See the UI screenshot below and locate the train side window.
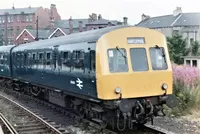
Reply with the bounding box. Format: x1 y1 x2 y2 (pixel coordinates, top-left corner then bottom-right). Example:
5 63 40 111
0 54 3 65
90 50 95 72
32 53 37 69
46 52 52 69
108 48 128 73
72 50 84 72
62 51 71 71
38 53 44 69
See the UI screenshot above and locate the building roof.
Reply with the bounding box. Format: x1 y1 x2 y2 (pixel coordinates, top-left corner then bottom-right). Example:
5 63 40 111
0 7 41 15
13 25 132 51
55 19 89 29
16 29 52 40
88 19 122 25
54 18 122 29
48 28 68 38
136 12 200 28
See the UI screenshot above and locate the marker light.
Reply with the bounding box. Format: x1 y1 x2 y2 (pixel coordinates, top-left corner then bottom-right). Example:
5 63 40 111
162 83 168 90
115 87 121 94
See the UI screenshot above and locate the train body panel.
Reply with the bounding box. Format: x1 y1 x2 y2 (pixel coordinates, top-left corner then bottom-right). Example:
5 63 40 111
96 27 172 99
12 39 98 98
0 45 15 78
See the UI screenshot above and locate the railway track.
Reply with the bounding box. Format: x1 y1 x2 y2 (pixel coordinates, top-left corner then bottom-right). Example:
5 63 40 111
0 87 176 134
0 113 18 134
0 93 66 134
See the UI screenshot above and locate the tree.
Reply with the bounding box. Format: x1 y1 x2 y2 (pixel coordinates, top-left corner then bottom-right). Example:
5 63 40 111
191 40 200 56
0 34 4 46
167 33 190 65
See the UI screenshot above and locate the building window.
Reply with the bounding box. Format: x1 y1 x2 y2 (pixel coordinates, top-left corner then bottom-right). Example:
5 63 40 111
29 15 32 22
26 15 29 22
26 25 33 29
16 26 20 35
17 15 20 22
2 17 4 23
186 60 190 66
190 38 194 43
192 60 197 67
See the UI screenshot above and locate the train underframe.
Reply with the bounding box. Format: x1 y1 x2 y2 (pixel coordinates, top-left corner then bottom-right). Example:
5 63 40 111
0 77 175 131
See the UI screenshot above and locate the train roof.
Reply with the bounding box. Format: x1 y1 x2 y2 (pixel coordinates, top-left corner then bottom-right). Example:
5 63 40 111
12 25 132 52
0 45 15 53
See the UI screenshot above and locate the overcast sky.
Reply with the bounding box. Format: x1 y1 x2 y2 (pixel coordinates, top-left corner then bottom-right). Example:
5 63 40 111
0 0 200 25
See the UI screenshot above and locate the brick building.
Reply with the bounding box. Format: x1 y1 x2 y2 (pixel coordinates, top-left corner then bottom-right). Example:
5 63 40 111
16 13 126 44
0 4 60 45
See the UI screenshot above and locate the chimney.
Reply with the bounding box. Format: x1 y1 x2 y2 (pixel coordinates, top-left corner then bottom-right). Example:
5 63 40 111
91 13 97 21
173 7 182 16
142 14 150 21
50 19 55 31
123 17 128 25
12 5 15 9
79 21 83 32
51 4 56 8
69 16 73 34
98 14 102 20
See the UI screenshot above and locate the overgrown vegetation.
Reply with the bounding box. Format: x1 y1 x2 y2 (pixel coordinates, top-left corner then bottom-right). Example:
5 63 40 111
164 65 200 116
167 33 190 64
164 33 200 116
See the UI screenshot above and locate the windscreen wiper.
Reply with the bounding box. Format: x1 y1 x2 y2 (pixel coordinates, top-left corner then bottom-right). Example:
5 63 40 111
155 45 166 63
116 46 127 59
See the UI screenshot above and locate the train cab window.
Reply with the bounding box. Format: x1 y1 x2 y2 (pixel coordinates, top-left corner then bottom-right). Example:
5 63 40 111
107 48 128 73
130 48 148 71
72 50 84 71
149 47 168 70
90 50 95 72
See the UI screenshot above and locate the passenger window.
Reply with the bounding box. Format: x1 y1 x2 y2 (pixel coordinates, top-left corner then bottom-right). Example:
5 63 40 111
24 53 28 67
62 51 71 71
0 54 3 65
38 53 44 63
32 53 37 69
72 50 84 72
90 50 95 72
46 52 52 69
107 48 128 73
130 48 148 71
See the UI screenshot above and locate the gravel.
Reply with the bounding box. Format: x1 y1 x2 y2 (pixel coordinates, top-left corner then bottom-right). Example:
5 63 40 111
147 116 200 134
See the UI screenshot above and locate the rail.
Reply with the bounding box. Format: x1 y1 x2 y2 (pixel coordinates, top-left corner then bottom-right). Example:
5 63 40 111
0 93 63 134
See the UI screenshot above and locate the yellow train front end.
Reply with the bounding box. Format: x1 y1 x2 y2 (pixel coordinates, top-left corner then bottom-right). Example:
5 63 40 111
95 26 178 130
96 26 172 100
